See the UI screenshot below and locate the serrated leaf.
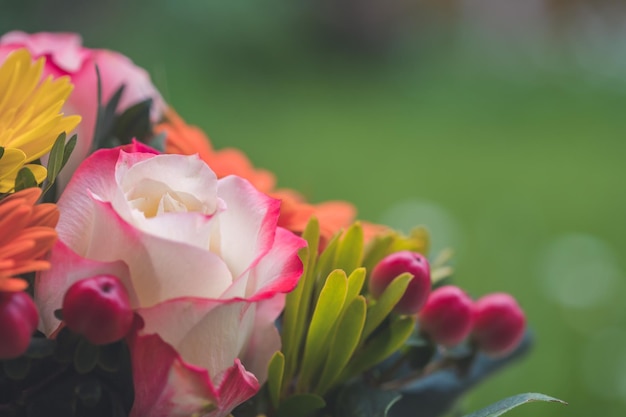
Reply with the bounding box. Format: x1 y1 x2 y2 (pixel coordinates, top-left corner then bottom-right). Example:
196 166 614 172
315 296 367 395
275 393 325 417
463 393 567 417
74 338 99 374
335 381 401 417
267 351 285 408
334 222 364 274
297 269 348 392
362 273 413 342
283 218 320 386
14 166 38 191
343 315 415 379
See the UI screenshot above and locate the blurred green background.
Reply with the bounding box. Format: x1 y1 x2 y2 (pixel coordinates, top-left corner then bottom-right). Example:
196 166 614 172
2 0 625 416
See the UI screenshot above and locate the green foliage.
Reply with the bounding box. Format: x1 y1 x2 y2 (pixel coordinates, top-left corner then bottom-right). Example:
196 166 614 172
267 352 285 408
274 394 326 417
14 166 38 191
334 382 401 417
276 219 425 413
41 132 77 198
462 393 567 417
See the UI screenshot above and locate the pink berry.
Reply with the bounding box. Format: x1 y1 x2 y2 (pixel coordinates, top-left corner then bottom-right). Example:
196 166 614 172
472 293 526 357
0 291 39 359
62 275 134 345
418 286 473 347
369 251 431 315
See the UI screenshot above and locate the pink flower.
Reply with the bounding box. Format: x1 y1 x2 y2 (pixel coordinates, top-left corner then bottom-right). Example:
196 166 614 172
36 143 305 417
0 31 166 189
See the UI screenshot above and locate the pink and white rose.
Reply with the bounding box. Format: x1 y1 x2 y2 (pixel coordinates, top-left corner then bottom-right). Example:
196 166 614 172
36 142 305 417
0 31 166 188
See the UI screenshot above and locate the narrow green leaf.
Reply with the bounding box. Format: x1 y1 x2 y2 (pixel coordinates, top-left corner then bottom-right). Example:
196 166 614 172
267 351 285 408
463 393 567 417
283 218 319 387
334 222 364 275
275 394 325 417
313 232 340 294
297 270 348 392
45 132 66 184
346 268 366 302
342 315 415 379
315 296 367 395
14 167 38 191
362 273 413 342
62 134 77 169
0 146 5 159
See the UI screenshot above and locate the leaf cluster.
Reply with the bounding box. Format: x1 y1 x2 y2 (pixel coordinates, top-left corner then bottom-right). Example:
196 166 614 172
0 327 133 417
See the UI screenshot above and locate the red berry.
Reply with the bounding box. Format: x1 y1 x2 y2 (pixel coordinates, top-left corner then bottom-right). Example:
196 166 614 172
62 275 134 345
0 291 39 359
369 251 431 315
472 293 526 357
418 286 473 347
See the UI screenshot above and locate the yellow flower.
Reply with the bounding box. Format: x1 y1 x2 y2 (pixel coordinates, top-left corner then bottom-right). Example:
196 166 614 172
0 49 81 193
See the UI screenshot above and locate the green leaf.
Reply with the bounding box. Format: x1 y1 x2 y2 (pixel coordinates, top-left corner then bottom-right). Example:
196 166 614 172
97 342 123 373
112 98 153 144
74 338 99 374
297 269 348 392
45 132 66 183
0 146 4 159
313 232 340 296
362 273 413 342
334 222 364 275
335 381 401 417
342 315 415 379
267 351 285 408
283 218 319 387
275 393 325 417
346 268 366 302
62 134 78 169
315 296 367 395
362 233 395 273
14 167 38 191
463 393 567 417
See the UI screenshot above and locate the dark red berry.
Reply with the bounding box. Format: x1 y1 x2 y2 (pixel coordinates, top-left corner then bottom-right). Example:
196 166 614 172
62 275 134 345
472 293 526 357
369 251 431 315
0 291 39 359
418 286 473 347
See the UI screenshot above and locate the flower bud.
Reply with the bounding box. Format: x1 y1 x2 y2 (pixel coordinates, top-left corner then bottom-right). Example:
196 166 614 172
62 275 134 345
369 251 431 315
0 291 39 359
418 285 473 347
472 293 525 357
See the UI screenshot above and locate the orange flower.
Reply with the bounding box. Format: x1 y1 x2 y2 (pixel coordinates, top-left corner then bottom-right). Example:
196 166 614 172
156 109 365 244
0 188 59 291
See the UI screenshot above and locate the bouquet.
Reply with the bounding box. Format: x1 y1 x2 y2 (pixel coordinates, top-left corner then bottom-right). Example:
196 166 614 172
0 32 565 417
